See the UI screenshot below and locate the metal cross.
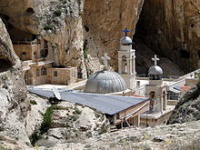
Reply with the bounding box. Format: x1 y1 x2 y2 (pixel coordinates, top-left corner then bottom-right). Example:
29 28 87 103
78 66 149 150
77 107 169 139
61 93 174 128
152 55 160 66
101 53 110 69
123 28 130 36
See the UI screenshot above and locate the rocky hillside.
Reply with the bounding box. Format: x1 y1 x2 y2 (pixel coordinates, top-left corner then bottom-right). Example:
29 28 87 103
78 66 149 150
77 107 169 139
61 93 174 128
168 81 200 124
34 120 200 150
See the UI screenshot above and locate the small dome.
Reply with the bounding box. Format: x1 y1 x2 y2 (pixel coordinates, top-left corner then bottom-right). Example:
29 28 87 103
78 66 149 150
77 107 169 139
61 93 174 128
84 70 127 94
149 65 163 75
120 36 132 45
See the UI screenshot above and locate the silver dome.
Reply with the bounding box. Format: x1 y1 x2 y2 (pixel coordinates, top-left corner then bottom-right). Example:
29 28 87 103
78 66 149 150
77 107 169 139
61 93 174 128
149 65 163 75
120 36 132 45
84 70 127 94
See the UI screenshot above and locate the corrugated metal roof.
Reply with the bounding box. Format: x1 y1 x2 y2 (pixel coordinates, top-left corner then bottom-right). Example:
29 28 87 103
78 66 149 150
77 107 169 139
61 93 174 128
28 88 149 115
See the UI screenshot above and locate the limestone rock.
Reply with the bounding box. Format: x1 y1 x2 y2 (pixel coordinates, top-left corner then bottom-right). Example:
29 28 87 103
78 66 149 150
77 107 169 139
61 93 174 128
0 18 30 144
35 120 200 150
135 0 200 72
83 0 145 70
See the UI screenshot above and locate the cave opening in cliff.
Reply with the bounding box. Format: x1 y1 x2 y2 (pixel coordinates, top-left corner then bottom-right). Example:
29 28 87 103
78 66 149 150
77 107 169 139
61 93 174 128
0 58 12 72
26 7 35 15
0 14 38 42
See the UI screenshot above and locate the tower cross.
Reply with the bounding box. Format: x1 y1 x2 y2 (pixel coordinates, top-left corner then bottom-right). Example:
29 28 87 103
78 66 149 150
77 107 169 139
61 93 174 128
101 53 110 69
123 28 130 36
152 55 160 66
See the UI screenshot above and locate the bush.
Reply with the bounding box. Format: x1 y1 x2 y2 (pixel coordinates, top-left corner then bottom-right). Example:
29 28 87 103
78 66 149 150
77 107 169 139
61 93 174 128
30 100 37 105
54 10 62 16
30 105 55 145
44 24 54 31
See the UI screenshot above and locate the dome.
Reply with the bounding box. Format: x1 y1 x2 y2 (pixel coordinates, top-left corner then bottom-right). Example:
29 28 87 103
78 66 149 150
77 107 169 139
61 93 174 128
84 70 127 94
120 36 132 45
149 65 163 75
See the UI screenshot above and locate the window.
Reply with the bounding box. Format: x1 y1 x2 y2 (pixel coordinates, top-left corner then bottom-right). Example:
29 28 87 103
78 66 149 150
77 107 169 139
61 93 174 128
21 52 27 61
122 55 127 74
53 71 58 77
41 67 47 76
24 71 32 85
36 69 40 76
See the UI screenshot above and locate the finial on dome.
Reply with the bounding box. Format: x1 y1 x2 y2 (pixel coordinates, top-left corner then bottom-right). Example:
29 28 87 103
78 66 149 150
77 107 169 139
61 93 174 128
101 53 110 70
152 55 160 66
123 28 130 36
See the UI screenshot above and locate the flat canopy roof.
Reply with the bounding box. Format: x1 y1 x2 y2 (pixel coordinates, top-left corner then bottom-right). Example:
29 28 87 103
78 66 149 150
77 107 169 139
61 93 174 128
28 88 149 115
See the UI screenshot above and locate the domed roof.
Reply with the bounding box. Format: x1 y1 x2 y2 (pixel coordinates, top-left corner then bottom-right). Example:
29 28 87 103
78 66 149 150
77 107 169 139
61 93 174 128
120 36 132 45
84 70 127 94
149 65 163 75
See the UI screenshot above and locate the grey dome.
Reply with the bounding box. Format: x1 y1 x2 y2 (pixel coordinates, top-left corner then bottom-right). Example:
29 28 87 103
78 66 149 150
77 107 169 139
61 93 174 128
120 36 132 45
149 65 163 75
84 70 127 94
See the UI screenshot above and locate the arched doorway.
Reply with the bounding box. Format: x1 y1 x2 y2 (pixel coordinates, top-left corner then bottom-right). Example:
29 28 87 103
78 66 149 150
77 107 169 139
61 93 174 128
24 71 32 85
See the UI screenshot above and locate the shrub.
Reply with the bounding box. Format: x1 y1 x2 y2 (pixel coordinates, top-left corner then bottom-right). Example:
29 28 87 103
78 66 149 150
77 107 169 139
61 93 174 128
44 24 54 31
54 10 62 16
30 100 37 105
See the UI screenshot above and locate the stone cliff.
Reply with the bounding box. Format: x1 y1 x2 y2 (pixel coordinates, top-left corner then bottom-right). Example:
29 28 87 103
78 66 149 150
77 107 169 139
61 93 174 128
0 0 145 74
0 18 30 145
135 0 200 73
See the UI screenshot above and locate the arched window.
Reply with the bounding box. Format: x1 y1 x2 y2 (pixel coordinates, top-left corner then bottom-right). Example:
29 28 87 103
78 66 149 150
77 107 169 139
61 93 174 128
20 52 27 61
149 91 156 112
122 56 127 74
163 91 167 110
41 67 47 76
34 51 37 60
36 68 40 76
24 71 32 85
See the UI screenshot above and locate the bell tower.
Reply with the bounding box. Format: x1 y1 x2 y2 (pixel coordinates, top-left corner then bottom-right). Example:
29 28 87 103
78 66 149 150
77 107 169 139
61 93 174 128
118 28 136 90
145 55 167 113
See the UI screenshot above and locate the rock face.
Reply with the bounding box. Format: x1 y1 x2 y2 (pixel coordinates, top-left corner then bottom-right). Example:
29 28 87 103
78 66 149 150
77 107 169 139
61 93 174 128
135 0 200 73
168 81 200 124
0 18 29 144
83 0 144 70
0 0 145 72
